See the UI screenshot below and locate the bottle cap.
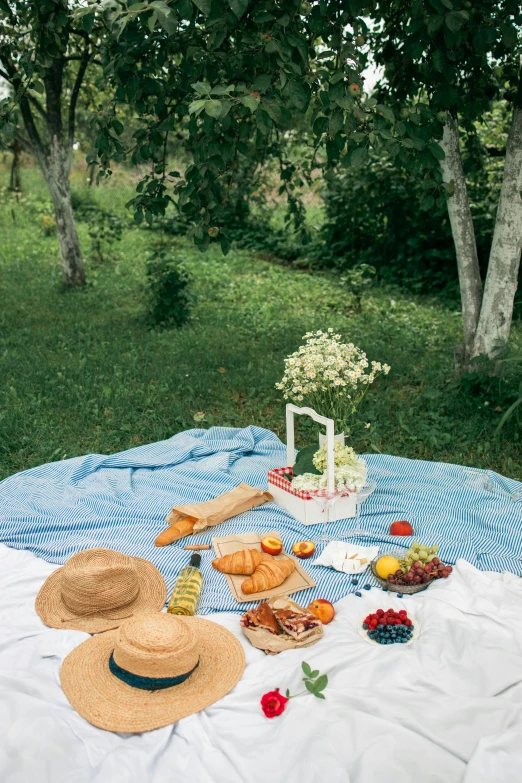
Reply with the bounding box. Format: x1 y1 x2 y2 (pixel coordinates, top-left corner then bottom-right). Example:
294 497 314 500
189 553 202 568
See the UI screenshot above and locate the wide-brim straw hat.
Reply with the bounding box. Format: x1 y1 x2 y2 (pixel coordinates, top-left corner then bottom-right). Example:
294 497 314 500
60 612 246 732
36 548 167 634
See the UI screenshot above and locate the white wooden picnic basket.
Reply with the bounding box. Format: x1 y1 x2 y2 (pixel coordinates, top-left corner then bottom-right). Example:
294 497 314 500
268 404 357 525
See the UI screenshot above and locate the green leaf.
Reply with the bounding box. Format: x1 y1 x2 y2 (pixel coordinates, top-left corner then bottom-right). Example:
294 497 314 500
309 670 319 679
315 692 326 700
292 444 321 477
501 24 518 50
428 141 445 161
302 661 312 677
82 10 96 33
304 680 317 694
329 110 344 138
255 109 272 135
211 84 235 95
351 146 369 167
241 95 259 113
376 104 394 123
156 9 178 35
285 688 291 698
445 12 464 32
252 74 271 93
192 81 211 95
313 674 328 692
420 195 435 211
220 235 231 255
188 99 206 115
228 0 248 19
192 0 211 14
427 15 444 36
205 100 224 118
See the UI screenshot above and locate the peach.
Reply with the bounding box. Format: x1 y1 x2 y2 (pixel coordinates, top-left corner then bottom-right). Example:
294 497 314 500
389 520 413 537
261 536 283 556
292 541 316 559
308 598 335 624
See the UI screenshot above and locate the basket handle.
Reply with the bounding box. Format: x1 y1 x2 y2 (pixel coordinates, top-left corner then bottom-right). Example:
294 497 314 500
286 404 335 493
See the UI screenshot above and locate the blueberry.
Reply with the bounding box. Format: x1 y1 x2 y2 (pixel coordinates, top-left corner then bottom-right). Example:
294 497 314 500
377 624 384 631
382 587 388 592
351 579 358 585
363 584 371 591
363 623 368 629
355 591 362 597
397 593 404 598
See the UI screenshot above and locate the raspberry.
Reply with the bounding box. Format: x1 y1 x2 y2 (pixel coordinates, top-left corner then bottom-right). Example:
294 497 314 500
376 609 384 617
404 618 412 627
399 610 407 619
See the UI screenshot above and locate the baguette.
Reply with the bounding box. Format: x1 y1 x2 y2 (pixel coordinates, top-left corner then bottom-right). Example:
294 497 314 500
155 517 195 547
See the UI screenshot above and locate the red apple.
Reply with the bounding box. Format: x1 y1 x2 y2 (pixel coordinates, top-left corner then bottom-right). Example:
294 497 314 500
308 599 335 624
261 536 283 556
292 541 315 559
389 520 413 537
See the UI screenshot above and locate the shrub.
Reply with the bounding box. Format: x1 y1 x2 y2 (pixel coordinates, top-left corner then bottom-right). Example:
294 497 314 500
145 249 195 328
313 146 503 296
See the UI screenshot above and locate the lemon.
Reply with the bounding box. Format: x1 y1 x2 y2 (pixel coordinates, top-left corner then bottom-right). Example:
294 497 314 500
376 555 402 580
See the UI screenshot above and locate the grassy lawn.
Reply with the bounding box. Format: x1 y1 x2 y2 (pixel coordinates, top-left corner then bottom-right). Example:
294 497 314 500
0 163 521 481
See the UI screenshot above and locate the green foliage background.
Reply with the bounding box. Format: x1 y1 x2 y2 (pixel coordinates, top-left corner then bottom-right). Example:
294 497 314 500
0 163 521 481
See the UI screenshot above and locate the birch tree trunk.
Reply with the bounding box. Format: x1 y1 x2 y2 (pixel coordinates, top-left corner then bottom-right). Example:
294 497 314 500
439 116 483 367
471 106 522 359
42 136 85 287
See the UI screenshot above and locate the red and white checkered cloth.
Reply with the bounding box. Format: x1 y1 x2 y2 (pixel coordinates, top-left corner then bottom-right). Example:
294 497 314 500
268 466 313 500
268 467 354 501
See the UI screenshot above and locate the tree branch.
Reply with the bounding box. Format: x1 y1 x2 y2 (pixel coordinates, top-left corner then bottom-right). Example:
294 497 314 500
68 48 91 146
27 94 49 123
0 66 12 83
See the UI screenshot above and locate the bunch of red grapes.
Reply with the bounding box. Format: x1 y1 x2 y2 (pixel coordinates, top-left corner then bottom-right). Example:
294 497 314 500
388 557 453 586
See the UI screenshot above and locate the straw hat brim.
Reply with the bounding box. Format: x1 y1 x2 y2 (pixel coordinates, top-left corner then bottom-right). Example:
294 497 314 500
35 557 167 634
60 617 246 733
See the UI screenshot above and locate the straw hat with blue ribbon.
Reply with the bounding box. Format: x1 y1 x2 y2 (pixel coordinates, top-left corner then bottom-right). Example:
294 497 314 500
35 548 167 634
60 611 246 732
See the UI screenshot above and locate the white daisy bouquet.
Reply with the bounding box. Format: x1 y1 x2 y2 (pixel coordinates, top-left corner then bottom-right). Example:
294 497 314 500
291 440 368 493
275 329 390 434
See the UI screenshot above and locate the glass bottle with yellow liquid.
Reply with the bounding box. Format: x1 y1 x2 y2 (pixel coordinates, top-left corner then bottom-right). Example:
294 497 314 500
167 553 203 616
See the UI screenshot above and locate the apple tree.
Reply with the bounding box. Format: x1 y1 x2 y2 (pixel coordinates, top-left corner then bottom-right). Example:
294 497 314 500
370 0 522 368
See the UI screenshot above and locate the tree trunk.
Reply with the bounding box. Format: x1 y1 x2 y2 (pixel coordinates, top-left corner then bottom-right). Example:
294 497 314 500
440 116 483 367
42 138 85 287
471 106 522 359
9 138 22 192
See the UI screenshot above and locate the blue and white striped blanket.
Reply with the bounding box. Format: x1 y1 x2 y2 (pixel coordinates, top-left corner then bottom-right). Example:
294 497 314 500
0 426 521 613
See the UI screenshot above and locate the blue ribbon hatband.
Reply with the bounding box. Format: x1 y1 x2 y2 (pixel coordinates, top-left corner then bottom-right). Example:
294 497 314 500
109 652 199 691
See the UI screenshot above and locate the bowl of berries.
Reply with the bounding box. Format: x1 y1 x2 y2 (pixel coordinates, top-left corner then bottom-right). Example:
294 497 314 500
371 541 453 594
359 608 419 646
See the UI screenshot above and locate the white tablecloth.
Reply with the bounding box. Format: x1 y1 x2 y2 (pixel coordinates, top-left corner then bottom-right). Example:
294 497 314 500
0 544 521 783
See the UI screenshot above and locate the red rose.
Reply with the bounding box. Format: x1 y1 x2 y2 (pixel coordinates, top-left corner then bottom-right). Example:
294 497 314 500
260 688 289 718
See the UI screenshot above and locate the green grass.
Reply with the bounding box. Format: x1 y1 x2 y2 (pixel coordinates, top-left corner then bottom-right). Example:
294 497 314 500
0 163 521 481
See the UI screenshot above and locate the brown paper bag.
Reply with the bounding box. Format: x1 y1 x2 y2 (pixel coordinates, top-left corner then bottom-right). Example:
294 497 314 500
211 530 315 603
241 595 324 655
166 483 273 533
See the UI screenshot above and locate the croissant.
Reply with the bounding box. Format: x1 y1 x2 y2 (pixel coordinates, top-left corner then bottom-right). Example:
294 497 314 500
241 557 295 595
212 548 270 575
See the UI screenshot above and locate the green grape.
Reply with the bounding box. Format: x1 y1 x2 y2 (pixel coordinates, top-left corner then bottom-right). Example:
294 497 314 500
419 549 428 560
412 541 421 550
426 554 435 562
430 545 439 554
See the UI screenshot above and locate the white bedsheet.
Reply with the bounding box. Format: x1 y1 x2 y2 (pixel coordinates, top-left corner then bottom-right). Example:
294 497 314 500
0 543 521 783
